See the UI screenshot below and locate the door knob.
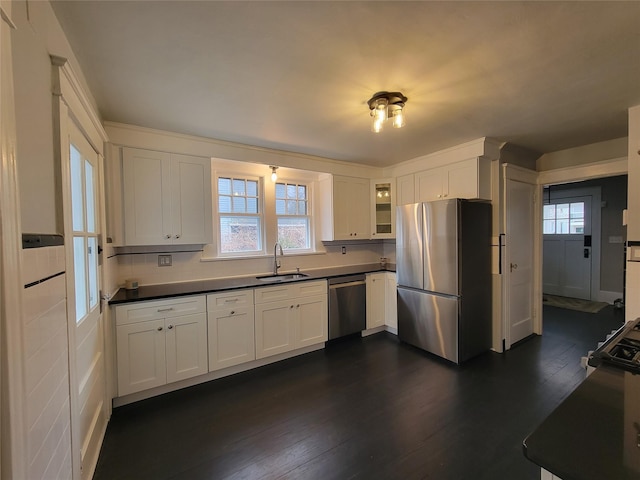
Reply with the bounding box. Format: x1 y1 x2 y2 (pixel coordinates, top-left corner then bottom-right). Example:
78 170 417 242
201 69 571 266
510 263 518 272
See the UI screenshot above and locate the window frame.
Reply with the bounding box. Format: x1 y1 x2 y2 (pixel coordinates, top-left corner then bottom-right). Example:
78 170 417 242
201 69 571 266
274 178 313 253
214 173 265 257
543 201 585 235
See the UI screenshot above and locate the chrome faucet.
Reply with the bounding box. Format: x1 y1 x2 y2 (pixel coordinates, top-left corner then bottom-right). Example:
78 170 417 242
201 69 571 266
273 242 284 275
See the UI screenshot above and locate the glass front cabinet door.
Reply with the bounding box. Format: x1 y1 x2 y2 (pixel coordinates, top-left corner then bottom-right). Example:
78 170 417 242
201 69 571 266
371 179 395 239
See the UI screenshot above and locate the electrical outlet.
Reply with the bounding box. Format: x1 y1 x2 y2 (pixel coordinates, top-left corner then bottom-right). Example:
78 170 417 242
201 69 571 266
158 254 172 266
341 246 346 254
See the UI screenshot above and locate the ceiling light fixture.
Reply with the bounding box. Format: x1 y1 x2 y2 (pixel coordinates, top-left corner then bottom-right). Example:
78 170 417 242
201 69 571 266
367 91 407 133
270 166 278 182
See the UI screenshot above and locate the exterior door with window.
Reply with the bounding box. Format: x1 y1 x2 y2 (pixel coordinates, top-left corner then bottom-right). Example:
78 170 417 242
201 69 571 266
543 196 592 300
68 123 107 479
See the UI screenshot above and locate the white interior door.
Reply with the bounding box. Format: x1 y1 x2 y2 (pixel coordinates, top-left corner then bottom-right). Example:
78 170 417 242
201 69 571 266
543 196 592 300
504 177 536 347
67 123 107 480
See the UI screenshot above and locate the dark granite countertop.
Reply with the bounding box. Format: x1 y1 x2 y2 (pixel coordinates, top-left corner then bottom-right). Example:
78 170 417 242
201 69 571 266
523 365 640 479
109 263 395 305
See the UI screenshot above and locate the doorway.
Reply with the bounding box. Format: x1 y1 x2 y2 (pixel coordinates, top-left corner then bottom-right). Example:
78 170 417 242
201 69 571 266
542 176 627 310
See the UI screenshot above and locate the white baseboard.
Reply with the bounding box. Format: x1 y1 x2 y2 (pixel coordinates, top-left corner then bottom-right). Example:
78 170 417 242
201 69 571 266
598 290 622 304
361 325 385 337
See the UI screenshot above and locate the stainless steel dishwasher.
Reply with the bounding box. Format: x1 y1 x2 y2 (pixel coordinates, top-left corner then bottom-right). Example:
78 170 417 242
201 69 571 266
328 274 367 340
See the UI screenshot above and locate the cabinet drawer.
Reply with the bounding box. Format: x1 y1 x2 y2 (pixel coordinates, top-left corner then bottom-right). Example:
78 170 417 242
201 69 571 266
115 295 206 325
207 289 254 311
254 280 327 304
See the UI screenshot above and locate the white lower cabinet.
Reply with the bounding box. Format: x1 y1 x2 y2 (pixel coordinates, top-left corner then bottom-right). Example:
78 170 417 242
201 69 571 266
207 289 256 371
254 280 328 360
366 273 386 329
115 295 208 396
366 272 398 331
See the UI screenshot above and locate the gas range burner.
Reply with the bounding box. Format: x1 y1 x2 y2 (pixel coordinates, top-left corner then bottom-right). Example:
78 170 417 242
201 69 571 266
589 318 640 374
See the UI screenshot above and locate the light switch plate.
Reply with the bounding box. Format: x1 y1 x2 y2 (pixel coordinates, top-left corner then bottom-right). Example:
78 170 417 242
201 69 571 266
158 254 172 266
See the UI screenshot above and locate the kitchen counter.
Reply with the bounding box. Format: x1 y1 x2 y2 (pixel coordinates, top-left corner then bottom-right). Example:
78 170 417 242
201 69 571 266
523 365 640 479
109 263 395 305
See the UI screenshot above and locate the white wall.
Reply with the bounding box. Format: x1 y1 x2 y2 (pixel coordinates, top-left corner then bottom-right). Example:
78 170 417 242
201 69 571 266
10 1 99 478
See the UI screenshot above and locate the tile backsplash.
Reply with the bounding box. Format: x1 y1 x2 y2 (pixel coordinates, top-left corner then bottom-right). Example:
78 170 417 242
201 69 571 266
114 242 394 287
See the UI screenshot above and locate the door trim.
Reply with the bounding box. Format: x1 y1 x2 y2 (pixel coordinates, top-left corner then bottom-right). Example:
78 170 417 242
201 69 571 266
502 164 541 351
53 56 109 480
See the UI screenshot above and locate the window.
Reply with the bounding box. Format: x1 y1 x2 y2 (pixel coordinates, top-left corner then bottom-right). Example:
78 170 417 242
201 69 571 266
217 176 262 254
70 142 99 323
543 202 585 234
275 182 310 250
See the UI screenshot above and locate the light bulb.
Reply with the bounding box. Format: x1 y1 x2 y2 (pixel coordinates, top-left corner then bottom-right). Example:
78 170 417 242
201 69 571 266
270 167 278 182
392 107 405 128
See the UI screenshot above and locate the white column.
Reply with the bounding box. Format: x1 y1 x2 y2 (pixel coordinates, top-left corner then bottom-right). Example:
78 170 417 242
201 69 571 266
626 105 640 322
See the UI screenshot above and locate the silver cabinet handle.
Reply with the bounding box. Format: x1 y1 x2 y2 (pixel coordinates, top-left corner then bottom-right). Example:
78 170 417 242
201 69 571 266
157 326 163 331
165 234 171 239
157 307 174 312
167 325 173 330
175 234 181 239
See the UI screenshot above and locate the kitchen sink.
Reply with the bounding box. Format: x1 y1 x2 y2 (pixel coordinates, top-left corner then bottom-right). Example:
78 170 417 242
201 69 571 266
256 273 309 282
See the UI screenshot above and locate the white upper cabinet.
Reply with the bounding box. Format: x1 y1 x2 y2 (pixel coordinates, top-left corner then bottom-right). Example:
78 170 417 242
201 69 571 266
320 175 370 241
370 179 396 239
414 157 491 203
396 173 416 206
123 147 213 245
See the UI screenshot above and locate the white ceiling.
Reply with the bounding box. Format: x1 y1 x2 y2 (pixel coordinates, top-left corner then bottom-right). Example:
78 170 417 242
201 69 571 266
51 1 640 168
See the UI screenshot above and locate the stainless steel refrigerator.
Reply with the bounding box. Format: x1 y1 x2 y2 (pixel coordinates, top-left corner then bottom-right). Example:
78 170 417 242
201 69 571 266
396 199 492 364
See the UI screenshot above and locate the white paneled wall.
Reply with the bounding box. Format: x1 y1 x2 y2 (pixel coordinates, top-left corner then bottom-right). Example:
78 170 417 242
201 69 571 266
21 245 72 479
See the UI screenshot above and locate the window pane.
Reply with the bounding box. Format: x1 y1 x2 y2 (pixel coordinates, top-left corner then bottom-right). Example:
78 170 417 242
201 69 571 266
275 183 285 198
570 219 584 234
88 237 98 309
543 220 555 234
220 217 261 253
298 185 306 199
276 199 285 215
570 202 584 218
232 179 245 195
298 200 307 215
556 219 569 234
286 200 297 215
74 236 87 322
287 184 297 199
543 205 555 220
232 196 246 213
246 180 258 197
218 177 231 195
219 196 231 213
247 197 258 214
556 204 570 219
85 160 96 233
277 217 309 250
70 145 84 231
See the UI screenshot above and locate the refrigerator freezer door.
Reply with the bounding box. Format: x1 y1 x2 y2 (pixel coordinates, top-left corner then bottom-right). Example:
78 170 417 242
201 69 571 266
397 287 459 363
396 203 424 290
423 200 459 296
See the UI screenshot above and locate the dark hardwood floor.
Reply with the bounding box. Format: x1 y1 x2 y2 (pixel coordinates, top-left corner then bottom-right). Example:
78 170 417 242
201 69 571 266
94 305 625 480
